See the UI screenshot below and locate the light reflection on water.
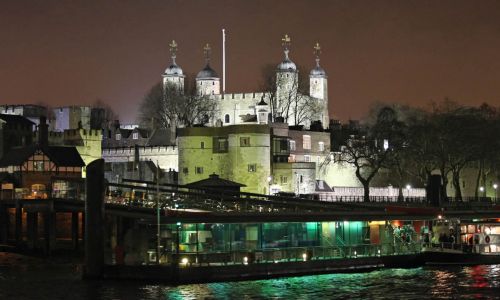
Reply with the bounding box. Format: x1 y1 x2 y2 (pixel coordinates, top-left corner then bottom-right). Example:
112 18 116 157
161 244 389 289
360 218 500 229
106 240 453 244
1 261 499 299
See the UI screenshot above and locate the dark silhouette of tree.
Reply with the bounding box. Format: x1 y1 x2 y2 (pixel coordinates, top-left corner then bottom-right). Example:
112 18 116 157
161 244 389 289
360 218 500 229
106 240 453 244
259 64 321 126
138 81 216 129
334 106 404 202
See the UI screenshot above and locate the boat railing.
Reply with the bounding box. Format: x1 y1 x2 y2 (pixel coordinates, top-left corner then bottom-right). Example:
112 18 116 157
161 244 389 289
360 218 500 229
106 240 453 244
424 242 500 254
140 242 423 266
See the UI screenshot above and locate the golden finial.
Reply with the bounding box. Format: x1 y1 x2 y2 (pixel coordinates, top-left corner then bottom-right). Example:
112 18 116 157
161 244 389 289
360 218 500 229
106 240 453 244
169 40 178 56
203 43 211 60
314 42 321 56
281 34 291 48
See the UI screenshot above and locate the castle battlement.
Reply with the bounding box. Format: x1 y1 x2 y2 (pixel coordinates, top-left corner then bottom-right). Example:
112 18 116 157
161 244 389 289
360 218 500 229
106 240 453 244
220 92 266 100
102 145 177 156
64 128 102 138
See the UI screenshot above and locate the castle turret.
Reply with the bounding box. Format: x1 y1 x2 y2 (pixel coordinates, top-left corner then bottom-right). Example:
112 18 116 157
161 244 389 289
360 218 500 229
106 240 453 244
162 40 185 93
309 42 329 127
196 43 220 96
275 34 299 125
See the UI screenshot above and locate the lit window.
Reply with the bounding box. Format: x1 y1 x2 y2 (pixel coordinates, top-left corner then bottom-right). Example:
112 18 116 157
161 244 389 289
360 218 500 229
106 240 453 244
304 155 311 162
195 167 203 174
290 140 296 151
115 133 121 141
383 139 389 150
248 164 256 172
132 132 139 140
303 135 311 150
34 161 44 171
318 141 324 152
288 154 296 162
240 137 250 147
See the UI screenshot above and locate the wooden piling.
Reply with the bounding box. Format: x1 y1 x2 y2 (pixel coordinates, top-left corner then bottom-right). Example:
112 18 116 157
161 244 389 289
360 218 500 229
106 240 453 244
84 159 105 279
71 212 79 251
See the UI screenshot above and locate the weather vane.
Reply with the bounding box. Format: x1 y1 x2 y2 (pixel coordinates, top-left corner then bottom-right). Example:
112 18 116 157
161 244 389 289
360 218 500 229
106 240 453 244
281 34 291 49
168 40 177 65
203 43 211 63
281 34 291 59
314 42 321 57
169 40 178 59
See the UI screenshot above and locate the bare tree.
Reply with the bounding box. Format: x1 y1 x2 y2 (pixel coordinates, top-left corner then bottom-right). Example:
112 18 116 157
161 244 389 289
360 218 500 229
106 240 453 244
138 81 216 129
259 64 321 126
92 99 118 129
323 106 403 202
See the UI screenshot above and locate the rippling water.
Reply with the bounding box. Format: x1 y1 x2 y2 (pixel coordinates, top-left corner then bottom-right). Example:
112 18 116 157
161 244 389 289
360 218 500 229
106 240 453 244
1 254 499 299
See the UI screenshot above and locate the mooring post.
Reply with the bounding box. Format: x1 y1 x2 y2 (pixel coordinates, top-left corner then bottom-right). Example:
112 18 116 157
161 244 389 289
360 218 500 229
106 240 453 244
15 200 22 247
84 159 105 279
43 200 56 255
27 212 38 250
71 211 79 251
0 204 8 243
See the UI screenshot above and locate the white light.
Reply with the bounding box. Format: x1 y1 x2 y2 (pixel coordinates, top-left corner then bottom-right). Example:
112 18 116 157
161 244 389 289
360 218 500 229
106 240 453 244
176 222 181 226
437 215 442 220
480 186 485 192
181 257 189 264
243 256 248 264
267 176 272 183
377 249 381 256
354 251 357 257
406 184 411 190
493 184 498 190
302 253 307 261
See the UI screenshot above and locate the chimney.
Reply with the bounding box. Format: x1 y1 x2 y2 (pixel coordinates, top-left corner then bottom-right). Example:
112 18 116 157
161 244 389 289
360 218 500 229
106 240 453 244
38 116 48 147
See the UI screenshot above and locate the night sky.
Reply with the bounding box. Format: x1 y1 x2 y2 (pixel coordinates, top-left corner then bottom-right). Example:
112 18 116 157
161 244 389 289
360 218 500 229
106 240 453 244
2 0 500 123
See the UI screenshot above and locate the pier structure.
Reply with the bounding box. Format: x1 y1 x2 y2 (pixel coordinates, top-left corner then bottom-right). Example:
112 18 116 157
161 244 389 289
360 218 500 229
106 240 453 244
1 174 499 282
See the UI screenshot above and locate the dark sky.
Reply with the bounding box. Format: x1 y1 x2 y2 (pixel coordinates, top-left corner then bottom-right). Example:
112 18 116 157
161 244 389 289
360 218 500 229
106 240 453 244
2 0 500 123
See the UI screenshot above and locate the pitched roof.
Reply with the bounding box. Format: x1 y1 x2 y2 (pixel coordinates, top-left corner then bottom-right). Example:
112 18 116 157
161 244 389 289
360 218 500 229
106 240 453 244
0 145 84 167
185 173 246 188
0 114 35 125
0 145 36 167
147 128 175 146
117 128 132 138
45 146 85 167
315 180 334 192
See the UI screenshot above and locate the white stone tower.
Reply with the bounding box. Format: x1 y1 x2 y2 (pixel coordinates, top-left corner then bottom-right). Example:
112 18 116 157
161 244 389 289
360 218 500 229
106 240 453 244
162 40 185 93
275 34 299 125
196 43 220 96
256 98 270 124
309 42 329 127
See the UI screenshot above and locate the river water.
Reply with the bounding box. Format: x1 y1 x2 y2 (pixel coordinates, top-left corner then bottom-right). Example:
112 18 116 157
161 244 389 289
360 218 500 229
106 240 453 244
0 253 499 299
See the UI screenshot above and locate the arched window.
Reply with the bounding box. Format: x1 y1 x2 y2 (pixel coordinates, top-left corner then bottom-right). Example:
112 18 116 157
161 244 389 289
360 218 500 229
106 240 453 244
224 114 230 123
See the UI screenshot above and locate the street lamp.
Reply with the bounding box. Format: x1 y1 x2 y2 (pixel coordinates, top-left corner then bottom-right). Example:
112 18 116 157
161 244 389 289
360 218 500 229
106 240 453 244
405 184 411 199
267 176 273 196
479 186 485 197
493 183 498 201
